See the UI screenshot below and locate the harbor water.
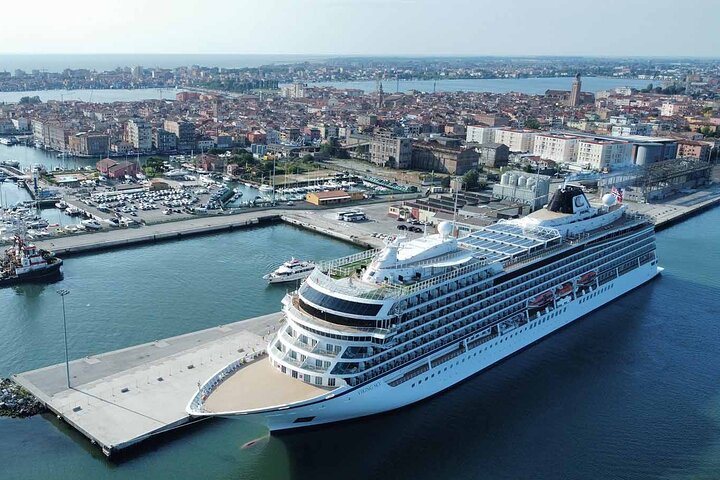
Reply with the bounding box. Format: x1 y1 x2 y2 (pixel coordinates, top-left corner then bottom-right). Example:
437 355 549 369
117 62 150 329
0 143 98 171
311 76 651 94
1 208 719 479
0 88 178 104
0 77 651 105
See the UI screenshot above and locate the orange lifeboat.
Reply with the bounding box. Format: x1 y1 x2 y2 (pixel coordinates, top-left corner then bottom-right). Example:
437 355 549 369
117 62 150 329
555 282 573 298
528 290 554 309
578 271 597 286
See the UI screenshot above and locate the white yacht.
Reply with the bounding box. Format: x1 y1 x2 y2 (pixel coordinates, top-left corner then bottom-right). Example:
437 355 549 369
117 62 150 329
263 258 316 284
188 185 661 431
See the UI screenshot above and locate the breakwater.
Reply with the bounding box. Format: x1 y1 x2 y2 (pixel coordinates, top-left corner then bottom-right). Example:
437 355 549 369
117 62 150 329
0 378 45 417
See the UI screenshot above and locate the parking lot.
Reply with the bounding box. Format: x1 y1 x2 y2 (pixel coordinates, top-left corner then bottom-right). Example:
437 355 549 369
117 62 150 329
286 202 436 248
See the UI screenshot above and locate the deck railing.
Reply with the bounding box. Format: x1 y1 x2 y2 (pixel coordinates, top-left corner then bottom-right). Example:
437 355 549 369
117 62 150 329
187 350 268 413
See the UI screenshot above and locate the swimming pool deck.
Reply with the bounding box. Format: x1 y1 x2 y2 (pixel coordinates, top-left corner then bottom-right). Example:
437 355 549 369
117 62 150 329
12 312 282 458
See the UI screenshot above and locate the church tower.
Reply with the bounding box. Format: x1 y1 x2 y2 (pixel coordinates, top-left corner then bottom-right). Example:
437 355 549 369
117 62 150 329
377 80 384 110
569 73 582 107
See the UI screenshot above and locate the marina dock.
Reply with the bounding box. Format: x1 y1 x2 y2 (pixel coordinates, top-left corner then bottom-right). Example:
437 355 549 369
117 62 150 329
13 312 282 458
31 206 388 256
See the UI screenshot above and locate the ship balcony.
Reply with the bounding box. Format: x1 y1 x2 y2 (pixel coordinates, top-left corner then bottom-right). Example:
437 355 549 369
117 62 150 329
272 341 333 375
277 332 337 364
283 332 317 355
310 343 338 357
299 359 330 374
341 345 378 360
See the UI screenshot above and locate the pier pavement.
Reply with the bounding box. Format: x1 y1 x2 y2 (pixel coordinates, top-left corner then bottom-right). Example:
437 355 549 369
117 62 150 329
13 312 282 457
624 183 720 230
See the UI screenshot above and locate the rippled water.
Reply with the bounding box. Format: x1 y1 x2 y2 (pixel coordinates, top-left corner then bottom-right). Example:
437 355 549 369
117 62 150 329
1 209 719 480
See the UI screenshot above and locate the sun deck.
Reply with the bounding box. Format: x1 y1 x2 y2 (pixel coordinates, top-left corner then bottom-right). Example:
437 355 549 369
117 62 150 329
202 357 332 413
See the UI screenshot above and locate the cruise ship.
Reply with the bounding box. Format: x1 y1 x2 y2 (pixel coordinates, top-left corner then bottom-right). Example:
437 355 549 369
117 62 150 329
188 185 661 430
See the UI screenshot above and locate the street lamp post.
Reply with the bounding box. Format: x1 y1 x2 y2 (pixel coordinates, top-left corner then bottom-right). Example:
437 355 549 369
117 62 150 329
56 289 71 388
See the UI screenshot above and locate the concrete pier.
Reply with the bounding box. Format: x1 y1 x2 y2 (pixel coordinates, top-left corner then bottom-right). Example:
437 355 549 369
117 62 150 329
35 212 284 256
13 312 282 457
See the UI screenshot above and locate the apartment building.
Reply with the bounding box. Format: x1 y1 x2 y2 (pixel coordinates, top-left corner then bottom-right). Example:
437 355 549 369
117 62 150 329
164 120 196 152
494 128 538 152
532 133 580 163
466 125 499 144
576 139 633 170
369 130 413 169
411 141 479 175
126 118 152 152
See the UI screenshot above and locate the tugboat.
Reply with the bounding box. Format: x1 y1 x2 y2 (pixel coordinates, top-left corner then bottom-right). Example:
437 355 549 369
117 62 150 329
263 258 316 284
0 234 63 287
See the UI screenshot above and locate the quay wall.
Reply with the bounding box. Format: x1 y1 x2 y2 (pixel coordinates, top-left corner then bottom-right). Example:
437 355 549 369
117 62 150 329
280 215 376 249
43 215 281 257
652 195 720 232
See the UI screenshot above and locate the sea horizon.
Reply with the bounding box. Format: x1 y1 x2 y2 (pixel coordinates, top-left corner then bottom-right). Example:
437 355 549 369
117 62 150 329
1 53 718 73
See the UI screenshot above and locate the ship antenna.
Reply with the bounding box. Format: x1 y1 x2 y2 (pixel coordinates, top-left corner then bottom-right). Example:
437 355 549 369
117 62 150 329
452 176 460 236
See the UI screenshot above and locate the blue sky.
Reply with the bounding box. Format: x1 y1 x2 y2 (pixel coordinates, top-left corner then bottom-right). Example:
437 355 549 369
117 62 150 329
2 0 718 57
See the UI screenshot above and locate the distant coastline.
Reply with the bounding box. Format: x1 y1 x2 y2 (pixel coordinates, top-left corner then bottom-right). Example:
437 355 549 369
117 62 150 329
0 76 653 103
0 54 329 73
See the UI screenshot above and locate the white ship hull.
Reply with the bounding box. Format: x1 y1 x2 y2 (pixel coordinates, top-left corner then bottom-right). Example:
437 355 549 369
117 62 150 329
219 262 662 431
265 270 313 284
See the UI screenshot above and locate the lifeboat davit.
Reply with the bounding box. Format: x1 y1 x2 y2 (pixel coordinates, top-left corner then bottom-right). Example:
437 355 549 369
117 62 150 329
556 282 573 298
578 271 597 286
528 290 554 309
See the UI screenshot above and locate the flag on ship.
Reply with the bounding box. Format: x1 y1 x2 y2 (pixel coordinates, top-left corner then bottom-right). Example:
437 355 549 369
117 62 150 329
611 186 623 203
